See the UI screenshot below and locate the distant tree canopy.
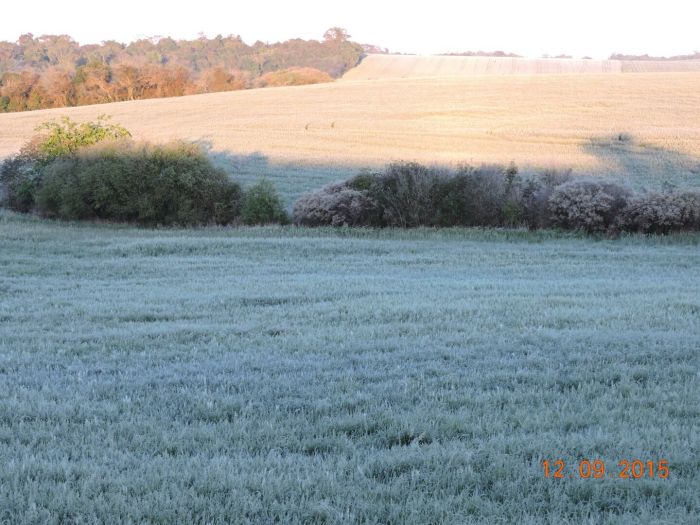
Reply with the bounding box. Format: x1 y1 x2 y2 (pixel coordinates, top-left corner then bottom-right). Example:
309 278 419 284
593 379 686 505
0 30 364 112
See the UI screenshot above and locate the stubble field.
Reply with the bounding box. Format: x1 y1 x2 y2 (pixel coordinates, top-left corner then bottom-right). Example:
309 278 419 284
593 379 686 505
2 58 700 205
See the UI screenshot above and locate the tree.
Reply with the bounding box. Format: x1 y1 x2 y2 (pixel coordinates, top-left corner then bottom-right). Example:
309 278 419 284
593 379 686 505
74 60 113 104
39 67 75 107
323 27 350 43
0 31 365 112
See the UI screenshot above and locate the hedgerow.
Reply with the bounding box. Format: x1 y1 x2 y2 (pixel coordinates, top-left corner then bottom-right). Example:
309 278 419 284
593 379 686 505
293 162 700 234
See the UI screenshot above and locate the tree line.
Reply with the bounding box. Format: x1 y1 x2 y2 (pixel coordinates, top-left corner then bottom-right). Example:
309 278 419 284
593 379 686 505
0 28 364 112
609 52 700 61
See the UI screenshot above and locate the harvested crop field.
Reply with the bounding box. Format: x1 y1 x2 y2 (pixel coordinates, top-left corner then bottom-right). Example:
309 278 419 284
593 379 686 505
342 54 624 78
342 54 700 79
1 65 700 205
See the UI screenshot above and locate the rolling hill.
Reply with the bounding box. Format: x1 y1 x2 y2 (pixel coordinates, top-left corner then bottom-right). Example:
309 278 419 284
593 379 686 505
342 54 700 80
1 55 700 203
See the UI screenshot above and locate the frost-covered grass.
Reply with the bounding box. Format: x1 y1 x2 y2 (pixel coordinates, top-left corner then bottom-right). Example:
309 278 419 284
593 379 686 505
0 211 699 524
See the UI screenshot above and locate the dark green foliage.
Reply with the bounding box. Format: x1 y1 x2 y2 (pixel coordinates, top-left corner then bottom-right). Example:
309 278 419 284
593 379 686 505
0 152 41 212
35 141 242 225
241 180 289 225
431 165 520 227
346 172 377 192
369 162 442 227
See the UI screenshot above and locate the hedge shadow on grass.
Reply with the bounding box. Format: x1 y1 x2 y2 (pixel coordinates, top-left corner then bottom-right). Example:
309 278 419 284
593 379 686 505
582 134 700 189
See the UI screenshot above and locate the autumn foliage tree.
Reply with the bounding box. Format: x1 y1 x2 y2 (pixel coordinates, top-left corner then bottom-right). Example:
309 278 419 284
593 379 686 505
0 29 364 112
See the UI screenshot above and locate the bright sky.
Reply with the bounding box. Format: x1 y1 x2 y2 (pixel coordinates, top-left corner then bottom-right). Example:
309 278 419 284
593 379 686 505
1 0 699 58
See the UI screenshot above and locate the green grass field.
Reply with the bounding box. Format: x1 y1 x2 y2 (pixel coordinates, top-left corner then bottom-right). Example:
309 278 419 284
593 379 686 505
1 210 698 523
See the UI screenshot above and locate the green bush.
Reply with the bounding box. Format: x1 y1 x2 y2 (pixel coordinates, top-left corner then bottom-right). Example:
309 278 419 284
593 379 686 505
431 164 522 227
368 162 441 227
241 180 289 225
0 151 42 212
33 116 131 161
1 116 131 212
36 140 242 225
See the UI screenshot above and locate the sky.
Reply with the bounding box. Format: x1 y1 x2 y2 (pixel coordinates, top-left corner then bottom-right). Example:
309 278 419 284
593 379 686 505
1 0 699 59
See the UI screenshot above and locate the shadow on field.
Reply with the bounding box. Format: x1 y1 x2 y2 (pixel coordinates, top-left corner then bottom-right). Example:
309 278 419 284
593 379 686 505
195 140 365 207
195 135 700 209
582 134 700 188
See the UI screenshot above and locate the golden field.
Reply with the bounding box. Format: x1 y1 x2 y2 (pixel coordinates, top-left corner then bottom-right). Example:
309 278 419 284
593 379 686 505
1 55 699 198
343 54 700 79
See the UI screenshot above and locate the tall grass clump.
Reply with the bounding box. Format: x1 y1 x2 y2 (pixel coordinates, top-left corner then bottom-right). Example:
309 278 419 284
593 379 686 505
36 140 242 225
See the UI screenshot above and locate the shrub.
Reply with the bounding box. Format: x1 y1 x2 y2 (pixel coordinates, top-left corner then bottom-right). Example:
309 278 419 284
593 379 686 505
33 116 131 161
367 162 442 227
35 140 242 225
293 181 380 227
241 180 289 225
548 180 631 233
520 169 573 229
431 164 523 227
258 67 333 87
0 149 42 212
294 163 528 228
1 116 131 212
619 190 700 233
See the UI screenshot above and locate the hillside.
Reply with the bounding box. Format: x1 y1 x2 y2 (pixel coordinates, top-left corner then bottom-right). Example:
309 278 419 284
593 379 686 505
2 65 700 203
343 54 621 78
343 54 700 79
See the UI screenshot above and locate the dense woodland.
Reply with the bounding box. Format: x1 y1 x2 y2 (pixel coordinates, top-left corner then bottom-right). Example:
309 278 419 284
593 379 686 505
0 28 364 112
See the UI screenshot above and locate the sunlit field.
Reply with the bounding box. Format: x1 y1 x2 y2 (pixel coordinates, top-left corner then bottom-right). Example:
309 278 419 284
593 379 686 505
2 58 700 206
0 212 699 523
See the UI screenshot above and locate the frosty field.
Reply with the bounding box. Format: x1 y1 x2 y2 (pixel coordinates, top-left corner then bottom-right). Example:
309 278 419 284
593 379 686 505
1 211 698 523
1 52 700 523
